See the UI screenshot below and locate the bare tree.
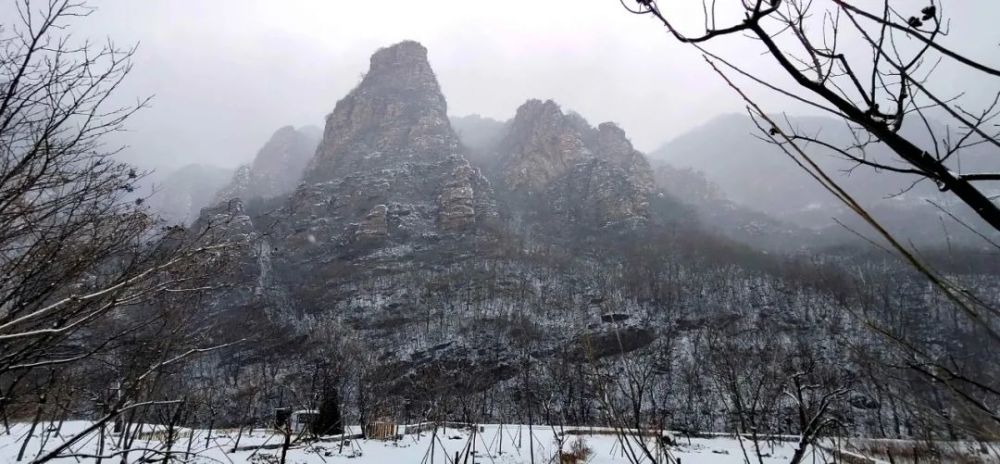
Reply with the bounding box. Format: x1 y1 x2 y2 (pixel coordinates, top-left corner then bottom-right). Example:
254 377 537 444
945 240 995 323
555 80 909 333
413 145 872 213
782 351 849 464
620 0 1000 443
0 2 241 461
622 0 1000 231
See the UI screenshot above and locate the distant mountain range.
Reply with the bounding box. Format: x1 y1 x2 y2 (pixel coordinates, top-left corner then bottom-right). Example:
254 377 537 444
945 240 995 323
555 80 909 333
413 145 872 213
140 125 321 225
144 84 1000 250
650 113 1000 247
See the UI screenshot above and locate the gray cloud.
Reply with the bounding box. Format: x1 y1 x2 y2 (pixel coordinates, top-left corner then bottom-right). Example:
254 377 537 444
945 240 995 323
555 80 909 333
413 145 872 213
4 0 996 172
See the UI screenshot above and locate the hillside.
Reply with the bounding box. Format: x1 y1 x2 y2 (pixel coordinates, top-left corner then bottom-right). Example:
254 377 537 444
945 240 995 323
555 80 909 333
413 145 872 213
171 42 1000 439
651 113 1000 247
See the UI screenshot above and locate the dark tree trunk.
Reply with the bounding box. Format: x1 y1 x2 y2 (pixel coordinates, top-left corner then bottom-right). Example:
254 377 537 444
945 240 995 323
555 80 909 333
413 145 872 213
312 382 343 436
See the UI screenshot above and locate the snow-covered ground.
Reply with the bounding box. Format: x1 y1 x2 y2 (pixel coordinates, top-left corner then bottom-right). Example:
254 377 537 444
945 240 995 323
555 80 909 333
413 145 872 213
1 421 823 463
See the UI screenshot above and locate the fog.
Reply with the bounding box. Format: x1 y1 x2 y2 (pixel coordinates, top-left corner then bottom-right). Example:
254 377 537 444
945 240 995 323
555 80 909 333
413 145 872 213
6 0 998 172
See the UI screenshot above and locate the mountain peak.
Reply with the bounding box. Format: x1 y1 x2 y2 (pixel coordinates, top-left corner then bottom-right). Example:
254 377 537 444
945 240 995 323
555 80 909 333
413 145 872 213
516 99 562 117
494 99 654 226
276 42 494 239
304 40 454 183
368 40 431 77
214 126 320 203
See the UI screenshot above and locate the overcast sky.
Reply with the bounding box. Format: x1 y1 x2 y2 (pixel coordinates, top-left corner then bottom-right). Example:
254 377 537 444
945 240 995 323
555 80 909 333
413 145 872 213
4 1 998 172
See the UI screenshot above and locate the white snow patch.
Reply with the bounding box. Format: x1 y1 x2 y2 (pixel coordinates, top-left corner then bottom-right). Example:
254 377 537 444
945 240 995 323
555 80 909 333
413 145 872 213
0 422 831 464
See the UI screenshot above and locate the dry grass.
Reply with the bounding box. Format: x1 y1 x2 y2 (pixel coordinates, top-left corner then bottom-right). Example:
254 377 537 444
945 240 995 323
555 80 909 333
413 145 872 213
558 437 593 464
136 429 192 441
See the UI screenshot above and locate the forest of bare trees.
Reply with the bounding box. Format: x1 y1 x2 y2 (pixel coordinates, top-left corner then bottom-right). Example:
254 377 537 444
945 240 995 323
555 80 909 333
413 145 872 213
620 0 1000 459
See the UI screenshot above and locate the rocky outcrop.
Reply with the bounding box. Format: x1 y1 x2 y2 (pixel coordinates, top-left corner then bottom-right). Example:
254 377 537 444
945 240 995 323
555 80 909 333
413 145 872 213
305 41 456 182
191 42 500 329
215 125 321 203
356 204 389 238
438 157 481 231
494 99 653 226
191 198 256 239
497 100 589 190
596 122 654 194
294 40 494 240
186 41 681 406
548 157 650 226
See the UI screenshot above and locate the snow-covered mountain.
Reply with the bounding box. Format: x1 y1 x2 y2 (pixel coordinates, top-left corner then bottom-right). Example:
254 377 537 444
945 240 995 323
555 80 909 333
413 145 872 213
173 41 998 436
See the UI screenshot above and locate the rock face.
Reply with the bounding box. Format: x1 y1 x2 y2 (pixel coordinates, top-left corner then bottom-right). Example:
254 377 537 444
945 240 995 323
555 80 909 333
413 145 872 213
438 158 481 230
191 41 692 408
494 99 653 226
215 125 321 203
306 41 455 182
197 41 499 319
356 204 388 238
293 40 494 242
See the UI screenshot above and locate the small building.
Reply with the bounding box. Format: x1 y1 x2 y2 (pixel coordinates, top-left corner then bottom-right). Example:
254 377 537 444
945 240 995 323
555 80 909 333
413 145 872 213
290 410 319 434
363 418 398 440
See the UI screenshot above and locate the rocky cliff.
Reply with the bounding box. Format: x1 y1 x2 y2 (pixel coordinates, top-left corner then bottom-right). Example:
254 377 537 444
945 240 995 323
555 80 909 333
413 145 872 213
191 42 678 402
494 99 654 227
294 41 495 240
215 125 321 203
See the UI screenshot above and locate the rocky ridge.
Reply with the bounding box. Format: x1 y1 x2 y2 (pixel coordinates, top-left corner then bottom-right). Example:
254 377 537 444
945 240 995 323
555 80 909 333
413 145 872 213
493 99 654 227
215 125 321 203
190 40 805 406
190 41 681 400
168 41 1000 435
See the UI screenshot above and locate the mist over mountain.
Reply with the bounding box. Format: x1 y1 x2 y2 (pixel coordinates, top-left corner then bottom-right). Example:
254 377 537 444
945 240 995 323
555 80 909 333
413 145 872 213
144 163 234 225
7 0 1000 459
189 42 723 401
164 43 997 435
651 113 1000 247
449 103 809 251
450 114 505 165
216 125 322 203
